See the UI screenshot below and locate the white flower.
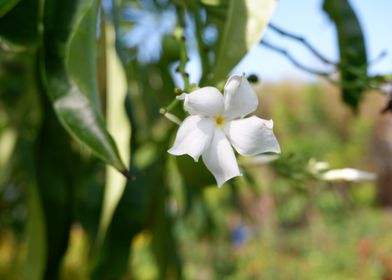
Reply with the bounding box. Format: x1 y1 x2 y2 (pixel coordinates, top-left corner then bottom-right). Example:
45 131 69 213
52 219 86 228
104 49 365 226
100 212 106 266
321 168 377 182
168 74 281 187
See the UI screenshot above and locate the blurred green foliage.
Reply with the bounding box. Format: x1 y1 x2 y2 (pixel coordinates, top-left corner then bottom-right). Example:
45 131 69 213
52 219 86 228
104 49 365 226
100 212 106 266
0 0 391 279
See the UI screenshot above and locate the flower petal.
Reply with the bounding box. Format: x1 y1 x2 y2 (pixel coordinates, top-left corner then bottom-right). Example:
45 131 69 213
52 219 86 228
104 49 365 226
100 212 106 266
202 128 241 187
168 116 214 161
224 116 281 156
177 87 224 117
223 74 259 119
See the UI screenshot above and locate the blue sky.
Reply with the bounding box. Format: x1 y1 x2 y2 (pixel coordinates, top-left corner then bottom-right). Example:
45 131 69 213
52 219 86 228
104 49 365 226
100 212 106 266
234 0 392 82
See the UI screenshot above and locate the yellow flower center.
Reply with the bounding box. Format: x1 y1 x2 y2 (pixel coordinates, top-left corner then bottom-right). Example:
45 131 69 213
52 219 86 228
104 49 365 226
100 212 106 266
215 116 225 126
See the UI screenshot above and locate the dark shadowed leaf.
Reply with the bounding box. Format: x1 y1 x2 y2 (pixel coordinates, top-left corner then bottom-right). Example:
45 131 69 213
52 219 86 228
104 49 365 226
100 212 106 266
21 182 46 280
0 0 21 17
34 91 76 280
323 0 368 110
0 0 38 47
91 164 147 279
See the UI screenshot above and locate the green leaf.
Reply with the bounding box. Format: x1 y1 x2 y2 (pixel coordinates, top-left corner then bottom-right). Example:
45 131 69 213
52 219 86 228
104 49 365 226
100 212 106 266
150 190 182 279
0 0 21 17
42 0 126 171
0 0 39 47
210 0 276 83
34 93 76 279
323 0 368 110
91 165 147 279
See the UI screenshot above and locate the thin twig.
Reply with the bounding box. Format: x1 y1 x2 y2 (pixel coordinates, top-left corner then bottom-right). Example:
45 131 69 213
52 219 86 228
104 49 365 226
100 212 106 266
261 40 333 77
269 23 336 65
369 50 388 66
160 96 181 115
265 25 391 92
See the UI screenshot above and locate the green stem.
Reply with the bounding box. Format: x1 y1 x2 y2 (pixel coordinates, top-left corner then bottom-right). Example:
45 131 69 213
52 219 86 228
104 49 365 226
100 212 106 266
176 5 190 91
160 4 197 118
160 98 180 115
179 37 190 90
192 4 209 85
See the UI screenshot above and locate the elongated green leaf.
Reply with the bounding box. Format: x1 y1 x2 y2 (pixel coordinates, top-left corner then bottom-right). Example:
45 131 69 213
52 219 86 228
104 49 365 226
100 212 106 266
42 0 126 171
211 0 276 83
323 0 368 110
0 0 38 46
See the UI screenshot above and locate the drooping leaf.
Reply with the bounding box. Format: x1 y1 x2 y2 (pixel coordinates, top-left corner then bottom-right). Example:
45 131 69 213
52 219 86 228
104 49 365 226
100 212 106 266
323 0 368 110
210 0 276 83
42 0 127 172
0 0 39 47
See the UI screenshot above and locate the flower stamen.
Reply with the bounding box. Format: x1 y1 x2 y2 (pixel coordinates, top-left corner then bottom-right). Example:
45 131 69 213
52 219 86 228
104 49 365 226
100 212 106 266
215 116 225 126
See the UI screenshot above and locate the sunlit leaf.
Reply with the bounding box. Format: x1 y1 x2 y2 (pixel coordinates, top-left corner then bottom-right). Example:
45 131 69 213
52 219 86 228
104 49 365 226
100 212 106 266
42 0 126 171
211 0 276 83
323 0 368 110
98 22 131 245
0 128 16 171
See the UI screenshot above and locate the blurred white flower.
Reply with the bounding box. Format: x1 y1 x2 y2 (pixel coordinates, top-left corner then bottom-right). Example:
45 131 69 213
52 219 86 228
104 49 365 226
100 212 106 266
122 0 176 63
307 159 330 174
168 75 281 187
322 168 377 182
380 82 392 96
